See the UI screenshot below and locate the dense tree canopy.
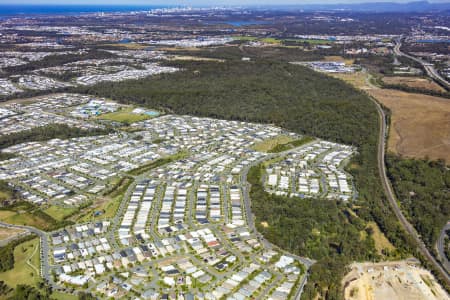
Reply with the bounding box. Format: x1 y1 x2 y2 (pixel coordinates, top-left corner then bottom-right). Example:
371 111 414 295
387 156 450 248
0 124 111 150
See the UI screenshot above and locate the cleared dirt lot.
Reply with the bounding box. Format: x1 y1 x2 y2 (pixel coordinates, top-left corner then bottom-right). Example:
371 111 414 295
343 261 449 300
382 76 446 93
333 72 450 162
0 227 25 241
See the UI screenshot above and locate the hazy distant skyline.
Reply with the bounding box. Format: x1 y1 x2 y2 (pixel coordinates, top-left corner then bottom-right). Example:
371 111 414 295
1 0 450 5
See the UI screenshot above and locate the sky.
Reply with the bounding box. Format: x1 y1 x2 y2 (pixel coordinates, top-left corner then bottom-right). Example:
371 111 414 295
0 0 449 5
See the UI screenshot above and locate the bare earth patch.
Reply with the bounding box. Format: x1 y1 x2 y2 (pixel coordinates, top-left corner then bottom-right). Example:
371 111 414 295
343 261 449 300
0 227 25 242
382 76 446 93
369 89 450 162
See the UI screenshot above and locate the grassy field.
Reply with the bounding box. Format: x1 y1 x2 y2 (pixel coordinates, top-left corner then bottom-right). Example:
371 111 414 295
252 135 295 152
100 195 122 219
381 76 446 93
0 210 51 230
0 210 15 219
233 36 258 41
101 43 149 50
369 88 450 162
0 190 13 202
331 71 450 162
77 176 133 222
260 37 281 44
0 238 40 288
267 137 315 153
296 38 333 44
330 72 368 90
44 206 77 222
233 36 281 44
128 151 189 176
324 56 355 66
78 195 121 223
51 291 79 300
106 176 134 199
366 221 396 256
98 107 152 124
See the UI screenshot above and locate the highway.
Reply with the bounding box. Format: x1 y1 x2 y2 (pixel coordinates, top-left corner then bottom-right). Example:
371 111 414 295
370 95 450 285
393 38 450 90
436 222 450 273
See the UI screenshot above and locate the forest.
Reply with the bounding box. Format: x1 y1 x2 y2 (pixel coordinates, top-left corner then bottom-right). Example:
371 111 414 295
0 235 37 272
379 82 450 98
248 164 378 299
0 181 16 204
386 156 450 250
166 44 337 62
77 54 416 299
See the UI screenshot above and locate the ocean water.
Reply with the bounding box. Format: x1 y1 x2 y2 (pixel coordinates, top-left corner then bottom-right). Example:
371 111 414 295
0 5 169 16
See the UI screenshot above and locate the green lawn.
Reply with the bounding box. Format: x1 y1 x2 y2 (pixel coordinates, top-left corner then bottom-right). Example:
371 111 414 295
296 39 334 44
260 38 281 44
233 36 258 41
267 136 315 153
51 291 79 300
78 194 122 223
44 206 77 222
233 36 281 44
0 191 10 201
98 107 152 124
253 135 295 153
101 195 122 219
77 176 133 222
0 238 40 288
0 211 52 231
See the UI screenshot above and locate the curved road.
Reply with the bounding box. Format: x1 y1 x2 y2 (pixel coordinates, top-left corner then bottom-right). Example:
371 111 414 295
0 222 52 283
394 38 450 90
371 96 450 285
436 222 450 273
